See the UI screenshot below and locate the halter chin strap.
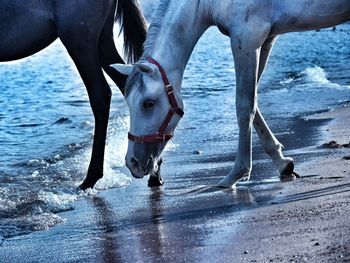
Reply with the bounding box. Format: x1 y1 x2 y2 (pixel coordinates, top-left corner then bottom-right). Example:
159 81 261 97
128 57 184 144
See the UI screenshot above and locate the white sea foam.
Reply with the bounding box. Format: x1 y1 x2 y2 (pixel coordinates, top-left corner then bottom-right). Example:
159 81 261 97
27 158 50 168
165 141 179 152
95 169 131 190
278 66 347 92
95 115 132 189
24 213 65 232
41 115 132 190
38 191 78 213
0 190 16 210
302 66 330 84
1 212 65 239
279 77 294 85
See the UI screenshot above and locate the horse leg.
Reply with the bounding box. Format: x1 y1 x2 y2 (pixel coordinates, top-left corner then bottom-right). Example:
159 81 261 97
253 37 297 178
218 37 261 187
58 32 111 189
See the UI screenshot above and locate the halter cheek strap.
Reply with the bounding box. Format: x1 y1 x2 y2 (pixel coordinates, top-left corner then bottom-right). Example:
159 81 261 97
127 57 184 144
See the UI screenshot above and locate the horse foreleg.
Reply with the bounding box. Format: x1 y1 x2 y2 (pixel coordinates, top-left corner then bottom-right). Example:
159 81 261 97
218 40 260 187
253 37 297 178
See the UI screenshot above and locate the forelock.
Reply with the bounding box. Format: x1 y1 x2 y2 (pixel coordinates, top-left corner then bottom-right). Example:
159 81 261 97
125 70 143 98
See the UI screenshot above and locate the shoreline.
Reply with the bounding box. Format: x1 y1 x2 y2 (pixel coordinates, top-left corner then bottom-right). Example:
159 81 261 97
0 105 349 262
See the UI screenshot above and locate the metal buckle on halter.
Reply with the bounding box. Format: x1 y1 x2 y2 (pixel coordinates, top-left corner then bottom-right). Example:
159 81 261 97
165 85 174 94
156 132 166 143
139 136 144 144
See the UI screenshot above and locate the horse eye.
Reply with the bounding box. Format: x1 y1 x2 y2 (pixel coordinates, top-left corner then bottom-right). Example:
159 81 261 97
143 99 155 109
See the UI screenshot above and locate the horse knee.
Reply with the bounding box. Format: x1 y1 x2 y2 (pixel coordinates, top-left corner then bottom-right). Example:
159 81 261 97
236 105 257 128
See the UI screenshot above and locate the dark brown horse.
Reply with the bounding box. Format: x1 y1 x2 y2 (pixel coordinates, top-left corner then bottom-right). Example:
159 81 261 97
0 0 146 189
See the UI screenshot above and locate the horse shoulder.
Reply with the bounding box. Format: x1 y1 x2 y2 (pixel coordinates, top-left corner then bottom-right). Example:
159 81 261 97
211 1 273 48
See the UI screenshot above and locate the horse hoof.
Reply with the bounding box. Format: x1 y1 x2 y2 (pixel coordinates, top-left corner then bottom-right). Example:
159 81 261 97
280 161 301 181
148 175 164 187
79 182 90 191
148 158 164 187
280 160 294 176
79 177 98 190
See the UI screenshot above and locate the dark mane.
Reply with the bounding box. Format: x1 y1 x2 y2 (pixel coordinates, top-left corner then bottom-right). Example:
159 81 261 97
116 0 147 63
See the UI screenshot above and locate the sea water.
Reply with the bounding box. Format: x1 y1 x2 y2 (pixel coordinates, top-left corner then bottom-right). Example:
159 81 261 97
0 21 349 241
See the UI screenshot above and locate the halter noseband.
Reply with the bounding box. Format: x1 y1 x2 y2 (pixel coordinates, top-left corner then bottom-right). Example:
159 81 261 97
128 57 184 144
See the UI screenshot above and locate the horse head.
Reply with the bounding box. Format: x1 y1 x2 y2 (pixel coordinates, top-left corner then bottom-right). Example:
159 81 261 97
112 58 184 179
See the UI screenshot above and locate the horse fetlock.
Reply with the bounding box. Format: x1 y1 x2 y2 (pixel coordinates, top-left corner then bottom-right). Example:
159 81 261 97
147 159 164 187
79 174 102 190
217 169 251 188
79 165 104 190
265 142 283 156
148 174 164 187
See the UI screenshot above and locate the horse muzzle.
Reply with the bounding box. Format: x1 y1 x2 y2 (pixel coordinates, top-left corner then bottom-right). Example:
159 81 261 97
126 156 156 179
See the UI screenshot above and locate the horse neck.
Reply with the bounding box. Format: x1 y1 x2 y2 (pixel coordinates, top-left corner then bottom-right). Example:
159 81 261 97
150 1 209 88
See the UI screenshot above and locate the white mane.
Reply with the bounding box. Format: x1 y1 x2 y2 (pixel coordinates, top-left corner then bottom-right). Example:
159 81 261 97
143 0 172 57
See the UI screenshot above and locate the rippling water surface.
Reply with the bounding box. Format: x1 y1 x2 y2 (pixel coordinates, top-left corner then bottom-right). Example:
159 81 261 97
0 23 349 240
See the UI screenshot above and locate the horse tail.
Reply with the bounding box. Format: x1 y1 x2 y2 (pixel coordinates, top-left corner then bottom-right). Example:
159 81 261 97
115 0 147 63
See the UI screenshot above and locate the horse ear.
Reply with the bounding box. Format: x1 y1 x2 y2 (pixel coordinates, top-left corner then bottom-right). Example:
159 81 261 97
110 64 134 76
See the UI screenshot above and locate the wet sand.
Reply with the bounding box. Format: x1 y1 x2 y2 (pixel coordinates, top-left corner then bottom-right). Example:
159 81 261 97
0 106 349 262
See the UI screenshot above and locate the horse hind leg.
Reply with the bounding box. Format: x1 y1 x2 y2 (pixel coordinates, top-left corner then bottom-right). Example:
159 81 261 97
253 37 298 179
254 108 297 178
59 32 112 189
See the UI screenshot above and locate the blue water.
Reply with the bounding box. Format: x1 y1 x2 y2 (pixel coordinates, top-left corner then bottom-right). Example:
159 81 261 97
0 23 350 241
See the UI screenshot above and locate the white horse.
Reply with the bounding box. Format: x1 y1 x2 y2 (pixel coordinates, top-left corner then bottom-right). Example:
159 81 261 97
113 0 350 187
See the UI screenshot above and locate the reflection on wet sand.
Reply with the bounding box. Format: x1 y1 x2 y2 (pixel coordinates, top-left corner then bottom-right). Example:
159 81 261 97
84 170 311 263
136 188 166 261
91 197 122 263
171 185 255 205
130 185 259 261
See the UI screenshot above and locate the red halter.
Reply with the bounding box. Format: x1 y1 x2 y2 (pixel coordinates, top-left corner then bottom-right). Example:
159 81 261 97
127 57 184 144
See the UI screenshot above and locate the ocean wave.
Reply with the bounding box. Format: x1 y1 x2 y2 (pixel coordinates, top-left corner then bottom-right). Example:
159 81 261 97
0 212 64 240
0 187 101 240
301 66 330 84
37 191 78 213
278 66 348 90
0 123 132 241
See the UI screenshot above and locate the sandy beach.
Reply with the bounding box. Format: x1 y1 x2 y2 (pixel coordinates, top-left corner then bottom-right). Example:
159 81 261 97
0 105 349 262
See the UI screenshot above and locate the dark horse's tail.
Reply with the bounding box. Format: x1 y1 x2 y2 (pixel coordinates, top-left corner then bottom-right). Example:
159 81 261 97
116 0 147 63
